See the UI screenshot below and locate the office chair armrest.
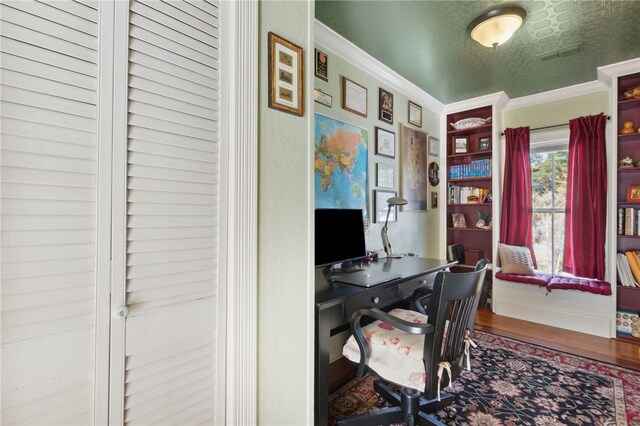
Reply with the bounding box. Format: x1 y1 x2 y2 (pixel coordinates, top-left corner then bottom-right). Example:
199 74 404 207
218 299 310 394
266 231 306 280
350 308 435 378
411 287 433 315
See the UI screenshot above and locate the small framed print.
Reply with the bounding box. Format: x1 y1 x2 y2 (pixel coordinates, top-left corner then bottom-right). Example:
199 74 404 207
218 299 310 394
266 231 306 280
431 191 438 209
342 76 367 117
314 48 328 81
452 213 467 229
408 101 422 127
379 88 393 124
627 185 640 202
375 127 395 158
268 32 303 116
313 89 332 108
376 163 394 189
374 189 397 223
429 136 439 157
479 137 491 151
453 137 468 154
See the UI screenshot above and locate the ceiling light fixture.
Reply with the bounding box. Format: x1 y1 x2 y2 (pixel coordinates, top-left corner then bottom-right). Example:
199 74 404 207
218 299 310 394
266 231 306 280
468 7 526 48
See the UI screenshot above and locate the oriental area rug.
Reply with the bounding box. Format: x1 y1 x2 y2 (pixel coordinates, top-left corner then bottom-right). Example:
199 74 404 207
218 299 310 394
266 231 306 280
329 332 640 426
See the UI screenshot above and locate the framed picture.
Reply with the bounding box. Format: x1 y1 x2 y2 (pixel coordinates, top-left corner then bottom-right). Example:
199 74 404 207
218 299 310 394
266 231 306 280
400 124 429 211
374 190 397 223
375 127 395 158
627 185 640 202
453 137 468 154
452 213 467 229
313 89 332 107
431 191 438 209
376 163 394 188
379 88 393 124
479 137 491 151
342 76 367 117
429 136 439 157
408 101 422 127
268 32 303 116
314 49 328 81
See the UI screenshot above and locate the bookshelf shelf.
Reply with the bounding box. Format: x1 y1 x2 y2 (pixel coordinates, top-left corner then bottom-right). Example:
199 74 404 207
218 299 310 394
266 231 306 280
447 151 491 160
448 177 492 183
447 203 492 207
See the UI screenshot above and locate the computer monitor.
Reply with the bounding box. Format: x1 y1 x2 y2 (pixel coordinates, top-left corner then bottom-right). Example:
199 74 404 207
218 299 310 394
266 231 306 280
315 208 366 268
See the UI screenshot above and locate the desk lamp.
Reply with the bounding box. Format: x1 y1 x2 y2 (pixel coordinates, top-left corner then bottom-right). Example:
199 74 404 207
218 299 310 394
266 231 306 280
381 196 407 258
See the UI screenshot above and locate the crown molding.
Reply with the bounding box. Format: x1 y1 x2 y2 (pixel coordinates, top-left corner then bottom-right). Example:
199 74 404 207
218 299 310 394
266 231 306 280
505 80 607 110
315 20 444 114
597 57 640 81
443 91 509 114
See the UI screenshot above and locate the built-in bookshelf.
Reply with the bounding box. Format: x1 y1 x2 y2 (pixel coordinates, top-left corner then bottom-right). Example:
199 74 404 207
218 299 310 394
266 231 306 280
615 71 640 342
446 105 493 270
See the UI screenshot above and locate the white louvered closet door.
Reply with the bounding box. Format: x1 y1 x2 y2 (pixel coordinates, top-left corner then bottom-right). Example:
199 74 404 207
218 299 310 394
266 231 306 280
110 1 223 424
0 1 100 424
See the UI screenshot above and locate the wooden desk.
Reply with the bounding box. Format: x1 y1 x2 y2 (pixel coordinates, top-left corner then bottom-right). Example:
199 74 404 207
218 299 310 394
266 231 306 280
314 256 454 425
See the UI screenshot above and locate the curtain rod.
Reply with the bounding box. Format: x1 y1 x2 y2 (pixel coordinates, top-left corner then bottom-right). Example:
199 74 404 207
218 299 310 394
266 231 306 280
500 115 610 136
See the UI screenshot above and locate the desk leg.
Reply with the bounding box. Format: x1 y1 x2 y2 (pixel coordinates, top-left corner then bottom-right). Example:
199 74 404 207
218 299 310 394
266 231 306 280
315 311 331 425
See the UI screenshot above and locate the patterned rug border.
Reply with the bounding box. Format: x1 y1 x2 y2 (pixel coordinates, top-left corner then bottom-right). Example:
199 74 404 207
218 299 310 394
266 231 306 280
329 330 640 425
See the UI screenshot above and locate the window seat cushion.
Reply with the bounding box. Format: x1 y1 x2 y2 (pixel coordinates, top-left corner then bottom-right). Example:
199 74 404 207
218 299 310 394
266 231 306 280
547 276 612 295
495 271 553 287
496 270 611 296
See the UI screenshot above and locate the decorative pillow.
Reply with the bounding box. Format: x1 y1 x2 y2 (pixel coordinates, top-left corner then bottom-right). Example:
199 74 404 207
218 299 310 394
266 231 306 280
498 243 535 276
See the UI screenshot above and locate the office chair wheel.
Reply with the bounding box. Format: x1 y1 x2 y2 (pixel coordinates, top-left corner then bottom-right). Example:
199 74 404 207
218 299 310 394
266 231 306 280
444 407 457 419
375 393 389 408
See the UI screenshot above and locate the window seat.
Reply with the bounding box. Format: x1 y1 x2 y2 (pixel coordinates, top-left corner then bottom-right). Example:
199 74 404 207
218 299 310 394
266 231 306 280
493 270 612 337
495 272 611 295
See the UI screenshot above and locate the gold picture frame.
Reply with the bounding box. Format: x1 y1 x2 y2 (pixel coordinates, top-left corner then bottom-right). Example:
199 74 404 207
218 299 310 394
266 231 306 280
268 32 303 116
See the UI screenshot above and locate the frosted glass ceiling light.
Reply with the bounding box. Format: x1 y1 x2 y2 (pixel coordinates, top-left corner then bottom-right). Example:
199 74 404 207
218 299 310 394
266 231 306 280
468 7 526 48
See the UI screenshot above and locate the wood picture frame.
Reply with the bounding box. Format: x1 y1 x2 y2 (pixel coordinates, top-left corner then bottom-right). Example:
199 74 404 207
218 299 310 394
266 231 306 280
376 163 394 189
314 48 328 81
268 32 303 116
453 136 468 154
431 191 438 209
479 136 491 151
400 124 429 211
374 189 397 223
627 185 640 202
375 126 395 158
342 76 368 117
379 88 393 124
408 101 422 127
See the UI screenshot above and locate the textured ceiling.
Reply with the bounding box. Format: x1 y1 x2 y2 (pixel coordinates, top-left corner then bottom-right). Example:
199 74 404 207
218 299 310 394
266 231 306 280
315 0 640 104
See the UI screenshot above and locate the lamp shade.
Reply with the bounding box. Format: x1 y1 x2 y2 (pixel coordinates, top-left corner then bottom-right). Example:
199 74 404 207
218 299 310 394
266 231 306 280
387 197 408 206
468 7 526 48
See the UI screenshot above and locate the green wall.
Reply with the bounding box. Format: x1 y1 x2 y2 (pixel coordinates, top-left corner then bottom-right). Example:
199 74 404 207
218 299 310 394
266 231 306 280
504 91 609 129
314 45 442 257
259 2 314 424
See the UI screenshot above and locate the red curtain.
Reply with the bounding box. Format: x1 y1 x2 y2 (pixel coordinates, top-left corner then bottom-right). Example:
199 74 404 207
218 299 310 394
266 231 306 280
563 114 607 279
500 127 536 266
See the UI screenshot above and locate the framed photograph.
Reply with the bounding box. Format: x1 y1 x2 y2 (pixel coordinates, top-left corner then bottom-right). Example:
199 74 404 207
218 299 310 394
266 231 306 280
374 190 397 223
431 191 438 209
313 89 332 108
452 213 467 229
408 101 422 127
453 137 468 154
375 127 395 158
379 88 393 124
376 163 394 188
429 136 439 157
268 32 303 116
400 124 429 211
341 76 367 117
627 185 640 202
314 48 328 81
479 137 491 151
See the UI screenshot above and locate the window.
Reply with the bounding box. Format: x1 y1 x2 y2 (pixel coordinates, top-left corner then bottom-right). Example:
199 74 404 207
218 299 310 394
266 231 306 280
530 147 568 273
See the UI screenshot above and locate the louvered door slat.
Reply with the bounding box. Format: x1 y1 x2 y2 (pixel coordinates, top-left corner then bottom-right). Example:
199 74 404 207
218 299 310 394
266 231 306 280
1 1 98 423
122 1 220 421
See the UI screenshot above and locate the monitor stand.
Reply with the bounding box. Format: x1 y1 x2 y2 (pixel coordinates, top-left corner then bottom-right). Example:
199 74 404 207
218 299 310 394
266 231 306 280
333 260 364 273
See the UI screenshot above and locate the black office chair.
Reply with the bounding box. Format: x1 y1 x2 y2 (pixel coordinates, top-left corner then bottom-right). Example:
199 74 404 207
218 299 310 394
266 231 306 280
339 259 489 426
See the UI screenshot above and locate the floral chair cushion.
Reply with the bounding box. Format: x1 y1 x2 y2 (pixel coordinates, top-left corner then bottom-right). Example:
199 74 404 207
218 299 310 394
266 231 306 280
342 308 429 392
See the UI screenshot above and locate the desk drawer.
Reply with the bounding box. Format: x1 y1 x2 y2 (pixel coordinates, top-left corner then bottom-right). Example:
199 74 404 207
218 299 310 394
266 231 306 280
343 284 401 321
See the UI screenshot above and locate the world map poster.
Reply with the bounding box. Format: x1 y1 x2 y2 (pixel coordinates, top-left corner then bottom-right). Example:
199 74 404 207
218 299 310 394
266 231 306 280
314 114 368 217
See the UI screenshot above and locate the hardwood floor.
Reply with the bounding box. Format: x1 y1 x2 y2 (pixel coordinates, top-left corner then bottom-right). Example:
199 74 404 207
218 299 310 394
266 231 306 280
329 308 640 392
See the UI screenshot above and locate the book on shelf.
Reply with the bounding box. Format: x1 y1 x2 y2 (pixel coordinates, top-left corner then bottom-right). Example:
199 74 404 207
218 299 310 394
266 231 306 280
448 159 492 180
447 243 465 264
447 184 491 204
617 252 640 287
618 207 640 236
